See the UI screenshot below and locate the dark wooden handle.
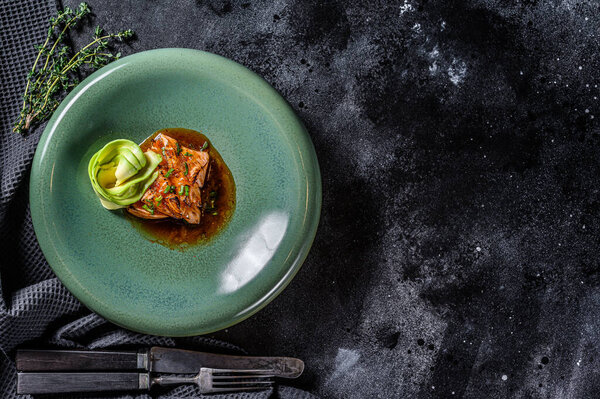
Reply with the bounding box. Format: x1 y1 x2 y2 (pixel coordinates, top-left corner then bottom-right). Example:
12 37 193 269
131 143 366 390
16 349 141 371
17 372 144 394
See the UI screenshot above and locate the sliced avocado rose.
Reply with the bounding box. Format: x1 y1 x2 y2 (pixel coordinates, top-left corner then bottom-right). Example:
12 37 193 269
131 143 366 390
88 139 161 209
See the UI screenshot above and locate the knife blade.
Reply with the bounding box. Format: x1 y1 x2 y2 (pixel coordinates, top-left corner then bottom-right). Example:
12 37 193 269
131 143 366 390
150 347 303 378
16 347 304 378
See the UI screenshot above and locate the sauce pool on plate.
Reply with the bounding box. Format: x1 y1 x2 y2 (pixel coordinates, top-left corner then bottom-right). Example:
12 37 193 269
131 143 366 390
126 128 236 249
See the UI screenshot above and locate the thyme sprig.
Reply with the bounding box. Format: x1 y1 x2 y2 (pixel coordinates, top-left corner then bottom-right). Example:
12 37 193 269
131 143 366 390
14 2 133 134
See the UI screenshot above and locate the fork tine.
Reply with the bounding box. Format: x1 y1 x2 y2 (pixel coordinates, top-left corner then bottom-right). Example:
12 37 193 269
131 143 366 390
213 380 273 386
206 386 270 394
213 374 274 379
210 368 275 374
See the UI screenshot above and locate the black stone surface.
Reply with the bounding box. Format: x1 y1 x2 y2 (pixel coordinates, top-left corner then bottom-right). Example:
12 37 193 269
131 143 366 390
63 0 600 397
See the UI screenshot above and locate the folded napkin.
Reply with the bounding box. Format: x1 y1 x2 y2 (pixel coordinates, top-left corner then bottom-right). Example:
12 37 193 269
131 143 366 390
0 1 316 398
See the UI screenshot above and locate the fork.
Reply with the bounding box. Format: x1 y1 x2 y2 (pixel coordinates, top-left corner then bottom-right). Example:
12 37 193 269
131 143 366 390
152 367 275 394
17 367 275 394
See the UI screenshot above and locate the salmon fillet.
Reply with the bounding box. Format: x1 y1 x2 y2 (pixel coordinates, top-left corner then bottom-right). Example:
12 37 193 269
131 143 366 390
128 133 209 224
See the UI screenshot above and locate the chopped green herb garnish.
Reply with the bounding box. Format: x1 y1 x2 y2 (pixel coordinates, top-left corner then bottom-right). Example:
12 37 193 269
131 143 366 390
212 211 218 216
209 191 217 198
162 147 166 156
184 152 193 156
142 204 154 214
170 185 175 193
201 141 209 151
155 195 162 205
164 168 174 178
163 186 170 194
184 162 188 176
176 142 181 155
178 186 185 195
184 185 189 196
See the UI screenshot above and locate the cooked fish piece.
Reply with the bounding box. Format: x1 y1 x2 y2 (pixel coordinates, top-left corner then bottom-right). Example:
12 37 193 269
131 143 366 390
128 133 210 224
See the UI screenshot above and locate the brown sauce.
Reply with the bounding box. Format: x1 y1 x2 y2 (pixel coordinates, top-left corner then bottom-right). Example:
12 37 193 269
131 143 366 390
126 128 236 250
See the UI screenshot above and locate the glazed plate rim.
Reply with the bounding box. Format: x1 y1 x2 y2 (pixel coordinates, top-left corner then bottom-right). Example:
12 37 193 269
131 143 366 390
29 48 321 336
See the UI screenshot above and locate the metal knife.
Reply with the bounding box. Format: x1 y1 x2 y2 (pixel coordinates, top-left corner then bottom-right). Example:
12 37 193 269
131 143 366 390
16 347 304 378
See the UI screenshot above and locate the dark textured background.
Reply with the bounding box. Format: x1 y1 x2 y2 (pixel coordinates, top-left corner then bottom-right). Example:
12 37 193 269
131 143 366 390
53 0 600 397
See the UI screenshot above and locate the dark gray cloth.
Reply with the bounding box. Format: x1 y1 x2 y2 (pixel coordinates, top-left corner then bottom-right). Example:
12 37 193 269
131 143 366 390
0 1 315 398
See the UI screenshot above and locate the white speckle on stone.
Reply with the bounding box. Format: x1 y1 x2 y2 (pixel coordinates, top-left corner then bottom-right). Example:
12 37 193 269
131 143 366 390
577 359 581 366
452 392 455 395
428 45 440 59
586 84 589 87
585 109 590 113
520 71 523 75
399 0 414 15
329 348 360 380
585 17 589 21
412 23 422 32
591 115 594 119
476 246 481 252
429 61 439 75
502 374 508 381
441 20 447 31
427 46 440 74
448 58 467 86
579 66 583 70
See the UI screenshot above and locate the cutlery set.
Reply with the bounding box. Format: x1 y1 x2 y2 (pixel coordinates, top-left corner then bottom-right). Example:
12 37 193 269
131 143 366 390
16 347 304 394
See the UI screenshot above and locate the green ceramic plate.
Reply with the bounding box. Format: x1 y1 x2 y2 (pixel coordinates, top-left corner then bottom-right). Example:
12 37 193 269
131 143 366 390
30 48 321 336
